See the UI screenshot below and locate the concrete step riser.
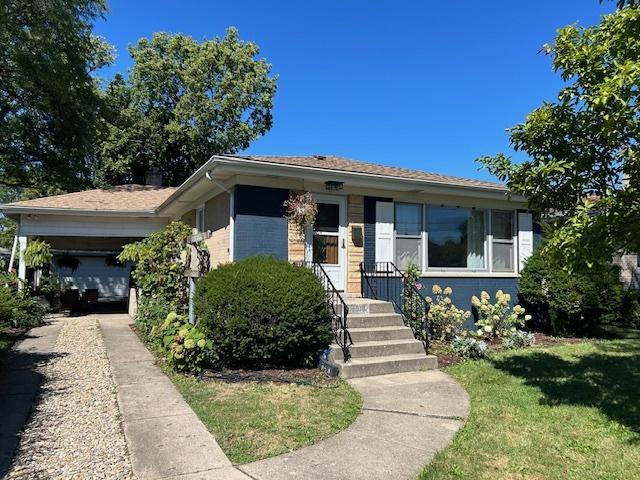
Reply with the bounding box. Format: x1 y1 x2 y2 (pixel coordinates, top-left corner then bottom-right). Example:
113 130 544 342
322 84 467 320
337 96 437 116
339 356 438 379
331 341 425 360
347 314 404 329
344 302 395 315
349 328 414 342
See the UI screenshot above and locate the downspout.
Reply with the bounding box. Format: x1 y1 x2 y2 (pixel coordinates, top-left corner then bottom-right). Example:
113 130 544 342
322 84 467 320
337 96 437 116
205 168 230 193
186 168 230 325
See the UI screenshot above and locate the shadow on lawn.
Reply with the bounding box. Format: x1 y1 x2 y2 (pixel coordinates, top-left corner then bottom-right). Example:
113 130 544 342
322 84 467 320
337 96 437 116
490 339 640 443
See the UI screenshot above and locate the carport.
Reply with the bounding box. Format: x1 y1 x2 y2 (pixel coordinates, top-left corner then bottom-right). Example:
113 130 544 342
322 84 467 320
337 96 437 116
1 185 175 310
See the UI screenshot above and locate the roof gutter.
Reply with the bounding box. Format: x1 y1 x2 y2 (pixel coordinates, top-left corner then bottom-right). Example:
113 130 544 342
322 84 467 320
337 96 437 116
157 153 526 213
0 205 161 217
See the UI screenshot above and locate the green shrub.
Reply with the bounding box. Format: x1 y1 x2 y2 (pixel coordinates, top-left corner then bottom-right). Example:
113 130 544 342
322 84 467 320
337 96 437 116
451 335 488 359
620 289 640 329
502 330 535 349
426 284 470 341
150 312 212 373
403 263 428 342
0 273 47 329
135 296 178 338
119 221 192 310
518 247 625 335
195 256 332 369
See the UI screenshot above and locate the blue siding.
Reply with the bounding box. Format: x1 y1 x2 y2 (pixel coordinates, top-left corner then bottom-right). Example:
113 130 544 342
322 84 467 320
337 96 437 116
418 277 518 329
233 185 288 261
364 275 518 330
416 277 519 313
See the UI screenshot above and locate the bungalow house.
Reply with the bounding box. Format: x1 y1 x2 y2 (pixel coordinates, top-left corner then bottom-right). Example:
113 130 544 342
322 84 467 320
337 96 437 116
1 154 533 312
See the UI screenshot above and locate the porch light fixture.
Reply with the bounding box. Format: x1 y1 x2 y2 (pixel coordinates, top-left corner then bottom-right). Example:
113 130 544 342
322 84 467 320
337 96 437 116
324 181 344 191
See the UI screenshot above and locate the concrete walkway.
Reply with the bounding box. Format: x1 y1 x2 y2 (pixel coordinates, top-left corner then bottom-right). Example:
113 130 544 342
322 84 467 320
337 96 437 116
239 370 469 480
99 315 245 480
100 314 469 480
0 317 64 477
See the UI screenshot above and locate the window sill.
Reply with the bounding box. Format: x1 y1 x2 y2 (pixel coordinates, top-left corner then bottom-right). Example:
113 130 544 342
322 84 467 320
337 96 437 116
420 271 519 278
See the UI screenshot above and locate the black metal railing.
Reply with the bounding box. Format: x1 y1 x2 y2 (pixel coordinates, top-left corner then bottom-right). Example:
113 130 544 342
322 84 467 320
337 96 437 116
294 261 352 362
359 261 430 353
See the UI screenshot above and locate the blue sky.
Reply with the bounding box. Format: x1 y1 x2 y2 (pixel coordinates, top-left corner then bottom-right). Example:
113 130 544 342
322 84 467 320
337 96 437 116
94 0 614 182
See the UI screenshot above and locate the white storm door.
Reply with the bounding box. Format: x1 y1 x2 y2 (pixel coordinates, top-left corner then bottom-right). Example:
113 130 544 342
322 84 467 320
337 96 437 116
307 195 347 290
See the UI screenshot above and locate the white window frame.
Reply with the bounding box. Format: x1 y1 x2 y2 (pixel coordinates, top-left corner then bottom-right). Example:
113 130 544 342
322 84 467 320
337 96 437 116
424 205 488 273
490 209 516 273
394 202 423 270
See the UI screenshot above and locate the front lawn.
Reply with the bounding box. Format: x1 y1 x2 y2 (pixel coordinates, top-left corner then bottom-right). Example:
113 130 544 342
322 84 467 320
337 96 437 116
167 370 362 464
420 334 640 480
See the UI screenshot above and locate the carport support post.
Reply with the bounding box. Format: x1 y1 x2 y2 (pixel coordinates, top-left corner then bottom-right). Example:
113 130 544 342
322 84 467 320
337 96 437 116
17 235 27 289
188 276 196 324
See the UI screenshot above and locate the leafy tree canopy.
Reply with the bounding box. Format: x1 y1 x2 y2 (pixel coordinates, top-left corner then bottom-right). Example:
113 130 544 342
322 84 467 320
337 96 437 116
0 0 112 195
480 1 640 270
96 28 277 186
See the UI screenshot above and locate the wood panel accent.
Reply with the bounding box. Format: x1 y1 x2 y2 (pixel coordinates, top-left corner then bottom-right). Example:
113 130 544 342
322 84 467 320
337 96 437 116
347 195 364 293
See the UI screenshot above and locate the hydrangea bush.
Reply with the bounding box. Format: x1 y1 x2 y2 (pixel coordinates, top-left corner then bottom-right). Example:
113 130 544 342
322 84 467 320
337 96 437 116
402 264 428 343
426 284 471 341
150 312 212 373
471 290 531 338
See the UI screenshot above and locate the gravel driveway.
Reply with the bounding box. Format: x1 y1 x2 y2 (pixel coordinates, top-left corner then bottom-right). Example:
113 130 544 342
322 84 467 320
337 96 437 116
6 316 135 479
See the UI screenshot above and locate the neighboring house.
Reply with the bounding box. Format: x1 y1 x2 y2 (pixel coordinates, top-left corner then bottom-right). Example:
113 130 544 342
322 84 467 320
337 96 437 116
0 155 532 311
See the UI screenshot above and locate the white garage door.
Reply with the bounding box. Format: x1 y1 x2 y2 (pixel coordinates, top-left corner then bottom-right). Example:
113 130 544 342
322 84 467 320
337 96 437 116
54 255 131 300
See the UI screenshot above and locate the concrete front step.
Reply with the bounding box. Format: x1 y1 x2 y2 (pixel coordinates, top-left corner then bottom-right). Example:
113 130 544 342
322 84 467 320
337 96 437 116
342 298 395 315
335 353 438 379
331 339 425 360
349 325 415 342
347 312 405 329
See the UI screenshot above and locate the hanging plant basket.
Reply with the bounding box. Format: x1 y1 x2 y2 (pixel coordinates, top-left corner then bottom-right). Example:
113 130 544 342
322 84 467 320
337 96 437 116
57 254 81 273
23 240 52 268
284 192 317 234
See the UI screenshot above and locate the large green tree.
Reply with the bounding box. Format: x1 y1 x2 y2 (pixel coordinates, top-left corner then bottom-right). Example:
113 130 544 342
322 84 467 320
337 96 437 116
96 28 277 186
0 0 112 194
480 0 640 270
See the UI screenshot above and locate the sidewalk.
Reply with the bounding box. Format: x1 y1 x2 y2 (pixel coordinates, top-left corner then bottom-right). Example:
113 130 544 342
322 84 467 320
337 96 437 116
239 370 469 480
98 315 246 480
100 314 469 480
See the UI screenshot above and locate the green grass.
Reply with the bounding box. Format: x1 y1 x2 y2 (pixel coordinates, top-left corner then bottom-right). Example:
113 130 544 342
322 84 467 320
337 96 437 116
419 335 640 480
168 372 362 464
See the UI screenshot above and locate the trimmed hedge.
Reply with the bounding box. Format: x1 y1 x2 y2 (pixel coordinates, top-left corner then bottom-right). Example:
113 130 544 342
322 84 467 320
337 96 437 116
194 256 332 368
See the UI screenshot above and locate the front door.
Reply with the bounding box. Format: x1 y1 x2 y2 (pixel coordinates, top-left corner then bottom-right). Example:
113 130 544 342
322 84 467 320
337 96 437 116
306 195 347 290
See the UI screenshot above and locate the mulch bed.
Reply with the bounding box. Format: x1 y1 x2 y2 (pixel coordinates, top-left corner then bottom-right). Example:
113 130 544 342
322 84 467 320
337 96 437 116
432 332 592 368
